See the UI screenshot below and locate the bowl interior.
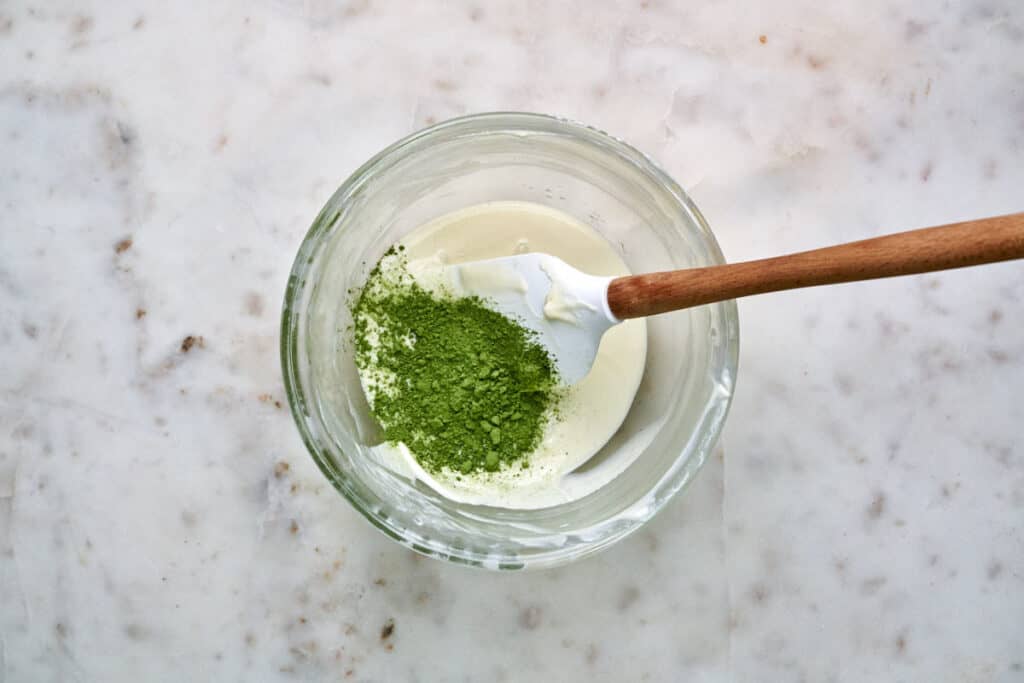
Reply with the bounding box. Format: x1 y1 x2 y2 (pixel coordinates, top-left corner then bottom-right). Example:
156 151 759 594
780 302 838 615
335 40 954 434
282 113 738 569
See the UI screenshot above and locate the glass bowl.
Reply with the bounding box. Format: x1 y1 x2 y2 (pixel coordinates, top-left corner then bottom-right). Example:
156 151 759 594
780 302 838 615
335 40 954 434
281 112 738 570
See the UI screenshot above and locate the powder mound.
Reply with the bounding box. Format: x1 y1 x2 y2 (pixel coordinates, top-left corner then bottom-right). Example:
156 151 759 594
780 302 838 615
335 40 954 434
352 247 561 475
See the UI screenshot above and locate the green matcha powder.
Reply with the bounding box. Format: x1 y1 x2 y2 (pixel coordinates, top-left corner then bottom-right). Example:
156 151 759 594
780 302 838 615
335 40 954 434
352 247 561 476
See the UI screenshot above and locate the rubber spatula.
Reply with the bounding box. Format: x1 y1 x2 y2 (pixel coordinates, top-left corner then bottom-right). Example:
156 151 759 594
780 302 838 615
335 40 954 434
441 213 1024 384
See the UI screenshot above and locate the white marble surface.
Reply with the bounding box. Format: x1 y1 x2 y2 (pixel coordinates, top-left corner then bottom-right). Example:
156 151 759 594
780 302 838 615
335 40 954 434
2 0 1022 680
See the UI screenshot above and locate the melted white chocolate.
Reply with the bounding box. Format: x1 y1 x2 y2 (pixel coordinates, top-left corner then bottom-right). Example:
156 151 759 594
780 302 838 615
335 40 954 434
361 201 647 509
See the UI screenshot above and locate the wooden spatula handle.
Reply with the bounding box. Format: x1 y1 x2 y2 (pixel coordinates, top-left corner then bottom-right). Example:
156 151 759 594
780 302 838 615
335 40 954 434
607 212 1024 320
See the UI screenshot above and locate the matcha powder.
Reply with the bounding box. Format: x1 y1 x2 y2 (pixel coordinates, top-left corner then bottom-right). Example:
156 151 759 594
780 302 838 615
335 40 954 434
352 247 561 476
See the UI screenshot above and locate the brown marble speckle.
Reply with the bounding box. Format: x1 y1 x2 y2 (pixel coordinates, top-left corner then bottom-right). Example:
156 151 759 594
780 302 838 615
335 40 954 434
987 348 1010 364
894 630 909 655
986 442 1013 467
244 292 264 317
940 481 961 499
132 16 145 30
886 440 901 462
749 582 771 604
70 15 93 35
181 510 198 528
123 623 149 640
114 237 133 253
905 20 929 39
135 308 146 319
826 110 852 129
308 72 332 87
727 612 740 632
988 308 1003 325
260 394 283 410
380 618 395 640
273 461 290 478
866 491 887 520
860 576 887 596
12 422 35 440
853 131 882 163
180 335 204 352
759 35 767 44
617 586 640 611
343 0 370 18
806 54 828 70
115 121 135 146
872 313 897 337
518 606 542 630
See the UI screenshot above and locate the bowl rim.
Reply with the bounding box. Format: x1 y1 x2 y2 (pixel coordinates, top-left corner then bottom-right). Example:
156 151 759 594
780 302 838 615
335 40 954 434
280 111 740 569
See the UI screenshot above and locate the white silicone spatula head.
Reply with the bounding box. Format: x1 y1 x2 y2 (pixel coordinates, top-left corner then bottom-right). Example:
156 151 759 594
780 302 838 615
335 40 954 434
440 254 620 384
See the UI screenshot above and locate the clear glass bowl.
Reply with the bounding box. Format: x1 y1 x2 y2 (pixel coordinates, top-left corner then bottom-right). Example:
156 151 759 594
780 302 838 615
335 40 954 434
281 113 739 569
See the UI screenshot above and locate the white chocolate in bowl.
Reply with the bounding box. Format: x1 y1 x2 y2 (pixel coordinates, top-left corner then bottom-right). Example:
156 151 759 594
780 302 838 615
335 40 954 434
360 201 647 509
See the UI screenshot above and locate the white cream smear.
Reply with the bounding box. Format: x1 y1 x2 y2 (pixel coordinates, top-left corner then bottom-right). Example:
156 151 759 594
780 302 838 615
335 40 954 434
540 259 598 325
360 201 647 509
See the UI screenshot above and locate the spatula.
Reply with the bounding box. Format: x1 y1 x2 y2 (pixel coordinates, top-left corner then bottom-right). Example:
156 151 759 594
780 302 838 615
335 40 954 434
443 212 1024 384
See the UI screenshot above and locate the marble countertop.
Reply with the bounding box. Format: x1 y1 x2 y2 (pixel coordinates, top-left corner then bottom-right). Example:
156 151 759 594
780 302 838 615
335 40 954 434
2 1 1022 680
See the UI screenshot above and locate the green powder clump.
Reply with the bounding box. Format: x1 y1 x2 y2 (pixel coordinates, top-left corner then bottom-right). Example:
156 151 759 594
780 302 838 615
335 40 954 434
352 247 561 476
